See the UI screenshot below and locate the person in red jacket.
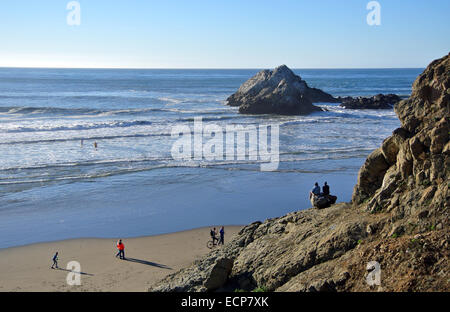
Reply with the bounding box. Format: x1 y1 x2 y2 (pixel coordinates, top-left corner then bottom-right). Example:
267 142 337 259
115 239 125 260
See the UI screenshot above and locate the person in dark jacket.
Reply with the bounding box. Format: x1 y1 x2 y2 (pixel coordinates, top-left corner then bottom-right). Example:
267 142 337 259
51 252 59 269
322 182 330 196
219 227 225 245
210 228 218 245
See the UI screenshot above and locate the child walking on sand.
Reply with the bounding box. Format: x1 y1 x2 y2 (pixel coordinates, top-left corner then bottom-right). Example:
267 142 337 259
51 252 59 269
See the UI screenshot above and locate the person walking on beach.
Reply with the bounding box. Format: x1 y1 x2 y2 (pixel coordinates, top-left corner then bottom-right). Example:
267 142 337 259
219 226 225 245
51 252 59 269
115 240 121 258
116 239 125 260
210 228 218 246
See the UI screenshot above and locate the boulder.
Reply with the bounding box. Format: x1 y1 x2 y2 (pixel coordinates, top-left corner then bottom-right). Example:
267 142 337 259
430 118 449 154
306 87 341 104
226 65 337 115
203 258 234 291
381 134 401 165
311 194 337 209
352 148 390 204
339 94 402 109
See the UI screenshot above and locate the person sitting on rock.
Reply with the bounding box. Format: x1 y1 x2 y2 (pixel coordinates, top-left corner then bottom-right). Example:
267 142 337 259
322 182 330 196
310 182 321 199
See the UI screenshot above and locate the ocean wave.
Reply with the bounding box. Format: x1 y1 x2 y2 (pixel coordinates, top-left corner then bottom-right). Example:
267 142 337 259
316 106 397 120
0 116 246 136
0 165 171 185
175 115 243 123
0 160 212 186
278 147 374 156
0 105 237 119
0 153 364 186
0 106 176 116
0 146 370 175
0 157 174 172
2 120 155 133
0 132 173 145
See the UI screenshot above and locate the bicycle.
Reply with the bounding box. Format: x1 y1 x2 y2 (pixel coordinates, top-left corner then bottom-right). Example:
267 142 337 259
206 238 221 249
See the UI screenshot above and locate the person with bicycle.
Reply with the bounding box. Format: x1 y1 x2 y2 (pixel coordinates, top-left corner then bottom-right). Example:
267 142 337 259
210 227 218 246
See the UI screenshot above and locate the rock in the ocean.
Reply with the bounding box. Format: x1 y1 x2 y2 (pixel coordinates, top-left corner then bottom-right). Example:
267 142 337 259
226 65 337 115
339 94 402 109
306 87 341 104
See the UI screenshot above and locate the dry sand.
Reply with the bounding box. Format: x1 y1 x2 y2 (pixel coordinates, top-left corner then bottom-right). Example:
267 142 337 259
0 226 242 292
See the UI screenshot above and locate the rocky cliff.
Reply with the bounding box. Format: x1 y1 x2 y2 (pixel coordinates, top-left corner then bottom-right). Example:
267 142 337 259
226 65 338 115
150 54 449 292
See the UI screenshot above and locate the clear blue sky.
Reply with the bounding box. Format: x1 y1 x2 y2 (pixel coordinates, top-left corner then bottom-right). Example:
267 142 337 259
0 0 448 68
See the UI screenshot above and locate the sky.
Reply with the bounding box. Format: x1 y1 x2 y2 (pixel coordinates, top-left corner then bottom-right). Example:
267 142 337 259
0 0 449 69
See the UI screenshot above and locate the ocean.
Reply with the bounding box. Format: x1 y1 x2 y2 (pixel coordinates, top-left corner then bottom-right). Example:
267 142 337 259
0 68 423 248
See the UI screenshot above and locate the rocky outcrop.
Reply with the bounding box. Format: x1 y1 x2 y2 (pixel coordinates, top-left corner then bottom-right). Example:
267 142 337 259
150 204 448 292
149 222 262 292
277 230 449 292
352 53 449 213
149 54 449 292
310 194 337 209
150 204 370 292
339 94 402 109
226 65 338 115
305 87 341 104
203 258 234 291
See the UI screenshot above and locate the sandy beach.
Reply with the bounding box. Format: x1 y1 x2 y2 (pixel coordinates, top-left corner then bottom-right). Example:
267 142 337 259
0 226 242 292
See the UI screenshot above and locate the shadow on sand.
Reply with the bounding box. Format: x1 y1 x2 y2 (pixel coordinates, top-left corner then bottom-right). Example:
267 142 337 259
54 268 94 276
123 257 172 270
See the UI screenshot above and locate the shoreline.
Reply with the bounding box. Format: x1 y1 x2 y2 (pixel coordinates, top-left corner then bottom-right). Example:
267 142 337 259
0 170 359 249
0 224 245 251
0 225 243 292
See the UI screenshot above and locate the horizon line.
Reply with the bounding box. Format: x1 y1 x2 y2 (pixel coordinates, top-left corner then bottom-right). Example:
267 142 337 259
0 66 425 70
